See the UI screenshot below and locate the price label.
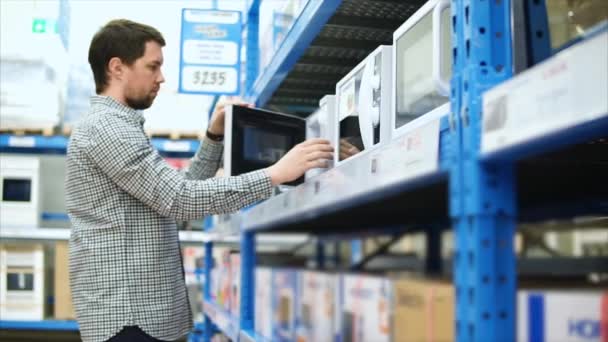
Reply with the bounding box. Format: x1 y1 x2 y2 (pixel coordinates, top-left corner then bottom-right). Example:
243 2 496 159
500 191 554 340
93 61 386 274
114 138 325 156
8 136 36 148
179 9 242 95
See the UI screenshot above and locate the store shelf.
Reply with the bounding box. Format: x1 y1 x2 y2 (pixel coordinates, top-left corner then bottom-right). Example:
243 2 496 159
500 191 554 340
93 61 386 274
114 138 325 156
0 134 200 158
239 329 270 342
243 116 452 233
481 29 608 162
247 0 423 114
0 320 78 331
0 226 215 243
203 300 239 342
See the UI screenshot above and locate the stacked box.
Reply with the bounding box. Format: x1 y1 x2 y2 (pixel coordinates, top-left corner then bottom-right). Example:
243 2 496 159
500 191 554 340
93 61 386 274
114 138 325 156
54 241 74 320
392 278 454 342
518 290 608 342
0 244 45 320
255 267 273 339
341 274 392 342
272 269 299 342
229 252 241 317
296 271 341 342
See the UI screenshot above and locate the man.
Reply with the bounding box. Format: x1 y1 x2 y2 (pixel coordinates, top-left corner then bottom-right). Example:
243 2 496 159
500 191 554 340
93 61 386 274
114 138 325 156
65 19 333 342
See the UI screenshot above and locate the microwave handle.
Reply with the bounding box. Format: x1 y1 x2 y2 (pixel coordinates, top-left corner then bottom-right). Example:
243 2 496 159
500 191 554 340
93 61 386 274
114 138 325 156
432 0 451 96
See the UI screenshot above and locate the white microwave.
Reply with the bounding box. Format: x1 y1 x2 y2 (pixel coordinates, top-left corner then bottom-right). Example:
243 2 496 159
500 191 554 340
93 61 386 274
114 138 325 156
224 105 308 186
391 0 451 138
335 45 393 165
305 95 336 180
0 156 40 227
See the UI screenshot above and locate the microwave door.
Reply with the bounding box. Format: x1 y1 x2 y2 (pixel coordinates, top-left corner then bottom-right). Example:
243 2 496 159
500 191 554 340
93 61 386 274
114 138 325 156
225 105 306 186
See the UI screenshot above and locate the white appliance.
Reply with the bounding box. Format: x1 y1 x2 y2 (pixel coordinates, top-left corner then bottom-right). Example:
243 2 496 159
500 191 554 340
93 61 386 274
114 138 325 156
0 244 45 320
305 95 337 180
335 45 393 165
0 156 40 227
391 0 452 139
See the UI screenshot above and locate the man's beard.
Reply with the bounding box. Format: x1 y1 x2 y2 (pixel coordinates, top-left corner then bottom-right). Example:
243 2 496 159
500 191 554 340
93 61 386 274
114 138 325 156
125 94 154 110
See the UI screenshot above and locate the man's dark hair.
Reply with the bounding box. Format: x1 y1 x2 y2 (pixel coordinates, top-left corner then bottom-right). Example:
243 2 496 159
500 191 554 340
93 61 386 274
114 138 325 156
88 19 166 94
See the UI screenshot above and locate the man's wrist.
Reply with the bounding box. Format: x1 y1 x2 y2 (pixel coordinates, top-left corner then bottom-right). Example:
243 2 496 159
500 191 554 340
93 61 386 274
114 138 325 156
205 129 224 142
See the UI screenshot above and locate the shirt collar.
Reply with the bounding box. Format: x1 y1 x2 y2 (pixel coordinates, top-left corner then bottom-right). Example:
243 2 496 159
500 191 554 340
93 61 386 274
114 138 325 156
90 95 146 126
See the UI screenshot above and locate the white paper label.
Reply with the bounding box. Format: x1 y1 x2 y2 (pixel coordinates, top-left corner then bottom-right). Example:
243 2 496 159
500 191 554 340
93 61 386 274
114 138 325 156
8 136 36 148
162 141 191 152
482 32 608 154
183 39 238 65
181 65 238 93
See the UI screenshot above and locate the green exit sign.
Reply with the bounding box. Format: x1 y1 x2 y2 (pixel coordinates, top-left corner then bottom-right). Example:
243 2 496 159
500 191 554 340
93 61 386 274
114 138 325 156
32 18 58 34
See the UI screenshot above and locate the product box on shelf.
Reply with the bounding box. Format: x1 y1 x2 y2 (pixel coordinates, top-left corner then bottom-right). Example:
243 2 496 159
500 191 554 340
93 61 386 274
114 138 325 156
255 267 273 339
217 249 232 311
229 252 241 318
518 289 608 342
0 155 40 228
296 271 341 342
272 269 299 342
0 243 45 320
341 274 392 342
54 241 74 320
392 277 454 342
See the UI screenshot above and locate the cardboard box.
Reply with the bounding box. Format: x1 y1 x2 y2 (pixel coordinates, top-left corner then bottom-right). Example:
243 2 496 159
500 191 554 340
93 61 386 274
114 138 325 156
0 244 45 320
229 252 240 317
255 267 273 339
341 274 392 342
296 271 341 342
54 241 74 319
392 278 454 342
272 269 299 342
518 290 608 342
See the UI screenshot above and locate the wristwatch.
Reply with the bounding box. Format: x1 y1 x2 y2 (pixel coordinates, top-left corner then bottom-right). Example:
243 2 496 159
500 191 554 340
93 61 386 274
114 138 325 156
205 130 224 142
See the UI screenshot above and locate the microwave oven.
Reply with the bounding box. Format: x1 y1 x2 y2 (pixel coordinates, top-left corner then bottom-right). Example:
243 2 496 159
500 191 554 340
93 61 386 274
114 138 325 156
224 105 307 186
0 156 40 227
305 95 336 179
335 45 393 165
392 0 451 138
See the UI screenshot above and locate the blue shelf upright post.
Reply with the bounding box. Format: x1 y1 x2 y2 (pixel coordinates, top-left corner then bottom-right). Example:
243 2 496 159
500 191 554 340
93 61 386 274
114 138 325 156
315 239 325 269
245 0 261 101
452 0 517 341
203 241 215 342
239 231 256 335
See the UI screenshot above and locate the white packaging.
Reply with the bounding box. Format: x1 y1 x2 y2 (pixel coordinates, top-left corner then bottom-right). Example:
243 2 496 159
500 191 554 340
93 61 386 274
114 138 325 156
296 271 341 342
0 156 40 228
341 274 392 342
0 244 45 320
518 290 608 342
255 267 273 339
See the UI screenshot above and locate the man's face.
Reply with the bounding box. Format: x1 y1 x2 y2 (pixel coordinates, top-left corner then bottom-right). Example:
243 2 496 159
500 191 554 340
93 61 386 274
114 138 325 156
123 41 164 110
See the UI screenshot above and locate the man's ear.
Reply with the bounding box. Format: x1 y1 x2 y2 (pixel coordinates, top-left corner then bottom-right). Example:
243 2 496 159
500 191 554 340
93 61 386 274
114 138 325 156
107 57 124 81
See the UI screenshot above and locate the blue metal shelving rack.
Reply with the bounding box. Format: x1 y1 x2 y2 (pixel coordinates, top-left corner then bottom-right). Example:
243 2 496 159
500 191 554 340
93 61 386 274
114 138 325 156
200 0 608 341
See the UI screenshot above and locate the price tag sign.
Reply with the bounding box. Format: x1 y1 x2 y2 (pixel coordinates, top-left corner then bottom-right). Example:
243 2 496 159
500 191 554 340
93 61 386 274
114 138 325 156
178 9 242 95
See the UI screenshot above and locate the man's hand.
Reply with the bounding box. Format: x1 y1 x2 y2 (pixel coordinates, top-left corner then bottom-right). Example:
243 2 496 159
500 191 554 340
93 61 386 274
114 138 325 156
207 98 253 136
339 139 361 161
266 139 334 185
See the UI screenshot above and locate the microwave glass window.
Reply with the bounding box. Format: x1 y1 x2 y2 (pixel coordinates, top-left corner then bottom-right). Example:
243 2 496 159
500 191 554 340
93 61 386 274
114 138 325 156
2 178 32 202
546 0 607 50
7 271 34 291
395 8 452 130
242 126 291 163
338 70 365 161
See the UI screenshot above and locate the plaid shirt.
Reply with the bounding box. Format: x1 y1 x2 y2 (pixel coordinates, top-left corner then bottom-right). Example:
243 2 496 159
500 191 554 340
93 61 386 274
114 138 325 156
65 95 272 342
